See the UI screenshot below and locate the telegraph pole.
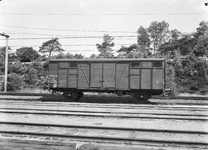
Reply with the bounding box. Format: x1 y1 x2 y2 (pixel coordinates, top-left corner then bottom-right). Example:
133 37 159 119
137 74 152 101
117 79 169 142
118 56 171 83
0 33 10 92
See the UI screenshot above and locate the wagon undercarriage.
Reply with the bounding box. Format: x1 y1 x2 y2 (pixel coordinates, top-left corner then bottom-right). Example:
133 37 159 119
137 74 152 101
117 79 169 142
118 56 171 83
50 88 163 102
48 58 165 102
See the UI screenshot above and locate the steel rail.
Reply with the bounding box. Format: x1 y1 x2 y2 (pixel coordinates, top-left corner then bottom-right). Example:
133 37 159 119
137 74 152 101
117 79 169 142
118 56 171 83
0 110 207 121
1 121 208 135
0 130 208 146
1 107 208 117
1 98 208 106
1 101 208 111
1 97 208 106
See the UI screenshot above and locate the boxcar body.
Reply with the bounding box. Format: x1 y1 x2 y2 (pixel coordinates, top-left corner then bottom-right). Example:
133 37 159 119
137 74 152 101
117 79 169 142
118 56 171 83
48 58 166 101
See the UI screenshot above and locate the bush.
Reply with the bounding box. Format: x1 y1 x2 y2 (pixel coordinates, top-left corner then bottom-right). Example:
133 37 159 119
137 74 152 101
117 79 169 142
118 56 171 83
1 73 23 91
176 76 208 94
9 62 25 75
24 67 39 85
165 63 177 96
23 61 47 87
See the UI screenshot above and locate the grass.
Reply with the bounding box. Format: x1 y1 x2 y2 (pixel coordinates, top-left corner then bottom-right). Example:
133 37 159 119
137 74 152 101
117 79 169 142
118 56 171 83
0 87 50 96
178 93 208 97
16 88 50 94
0 88 207 100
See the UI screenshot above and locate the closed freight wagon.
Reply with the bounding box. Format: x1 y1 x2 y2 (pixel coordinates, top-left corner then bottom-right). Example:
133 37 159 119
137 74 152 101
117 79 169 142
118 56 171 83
47 58 166 102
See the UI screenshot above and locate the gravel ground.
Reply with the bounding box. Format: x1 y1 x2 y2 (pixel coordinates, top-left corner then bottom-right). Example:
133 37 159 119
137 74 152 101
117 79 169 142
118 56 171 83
0 93 208 150
0 93 208 104
1 124 207 143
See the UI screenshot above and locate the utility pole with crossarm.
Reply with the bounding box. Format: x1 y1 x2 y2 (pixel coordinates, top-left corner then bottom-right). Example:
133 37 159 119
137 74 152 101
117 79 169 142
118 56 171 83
0 33 10 92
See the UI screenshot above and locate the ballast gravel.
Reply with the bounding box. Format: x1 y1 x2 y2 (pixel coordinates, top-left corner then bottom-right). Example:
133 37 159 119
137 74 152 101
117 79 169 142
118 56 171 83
0 93 208 104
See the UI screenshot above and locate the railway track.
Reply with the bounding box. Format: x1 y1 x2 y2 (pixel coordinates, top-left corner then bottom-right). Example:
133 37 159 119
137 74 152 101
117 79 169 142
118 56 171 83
1 100 208 111
1 106 208 115
1 94 208 106
1 121 208 149
1 98 208 149
0 108 208 121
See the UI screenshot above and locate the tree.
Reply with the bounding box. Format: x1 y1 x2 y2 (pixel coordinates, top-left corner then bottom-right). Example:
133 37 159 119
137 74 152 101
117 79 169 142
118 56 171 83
64 52 74 59
158 33 195 56
73 53 84 59
23 61 45 85
96 34 115 58
117 44 150 58
39 38 64 58
137 26 151 56
195 21 208 38
148 21 170 54
193 21 208 57
158 21 208 58
16 47 40 62
193 36 208 57
52 52 84 59
170 29 181 41
117 44 138 55
53 52 65 59
89 53 97 59
0 46 12 57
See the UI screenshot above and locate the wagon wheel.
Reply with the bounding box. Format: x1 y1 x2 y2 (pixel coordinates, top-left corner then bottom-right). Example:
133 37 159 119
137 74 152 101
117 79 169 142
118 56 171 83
75 92 84 100
133 93 150 102
63 91 78 101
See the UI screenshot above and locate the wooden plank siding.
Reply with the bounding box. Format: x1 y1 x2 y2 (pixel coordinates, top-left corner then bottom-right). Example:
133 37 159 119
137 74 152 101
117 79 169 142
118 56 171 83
130 76 140 89
130 69 140 89
58 69 67 87
153 69 164 89
78 63 90 88
116 63 129 89
68 68 77 88
103 63 116 88
48 63 58 84
59 62 68 68
49 63 58 75
49 59 165 91
141 62 152 89
141 69 151 89
90 63 102 88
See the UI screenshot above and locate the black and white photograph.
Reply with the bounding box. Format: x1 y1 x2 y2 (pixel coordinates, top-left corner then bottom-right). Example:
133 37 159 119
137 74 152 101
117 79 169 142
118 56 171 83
0 0 208 149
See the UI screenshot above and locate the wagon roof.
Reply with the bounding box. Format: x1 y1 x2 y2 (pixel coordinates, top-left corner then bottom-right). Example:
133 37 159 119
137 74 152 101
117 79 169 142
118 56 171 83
49 58 165 62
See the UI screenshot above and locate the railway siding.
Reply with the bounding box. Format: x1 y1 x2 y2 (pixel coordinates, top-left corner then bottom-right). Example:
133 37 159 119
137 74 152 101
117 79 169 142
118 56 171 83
0 95 208 149
1 122 208 143
0 138 76 150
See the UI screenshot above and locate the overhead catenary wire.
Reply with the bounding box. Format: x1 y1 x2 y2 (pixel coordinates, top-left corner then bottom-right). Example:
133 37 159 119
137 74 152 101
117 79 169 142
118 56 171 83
1 30 138 39
0 36 137 40
0 12 207 16
2 30 73 37
0 24 138 51
0 25 137 33
0 44 134 47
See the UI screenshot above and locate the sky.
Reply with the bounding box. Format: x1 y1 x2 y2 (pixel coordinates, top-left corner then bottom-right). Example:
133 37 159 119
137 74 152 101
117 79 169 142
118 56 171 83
0 0 208 57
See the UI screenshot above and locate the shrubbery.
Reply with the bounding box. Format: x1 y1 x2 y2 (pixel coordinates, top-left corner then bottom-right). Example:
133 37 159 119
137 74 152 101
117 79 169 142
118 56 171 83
0 20 208 96
173 54 208 95
24 61 46 86
1 73 23 91
165 63 177 96
0 61 47 91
